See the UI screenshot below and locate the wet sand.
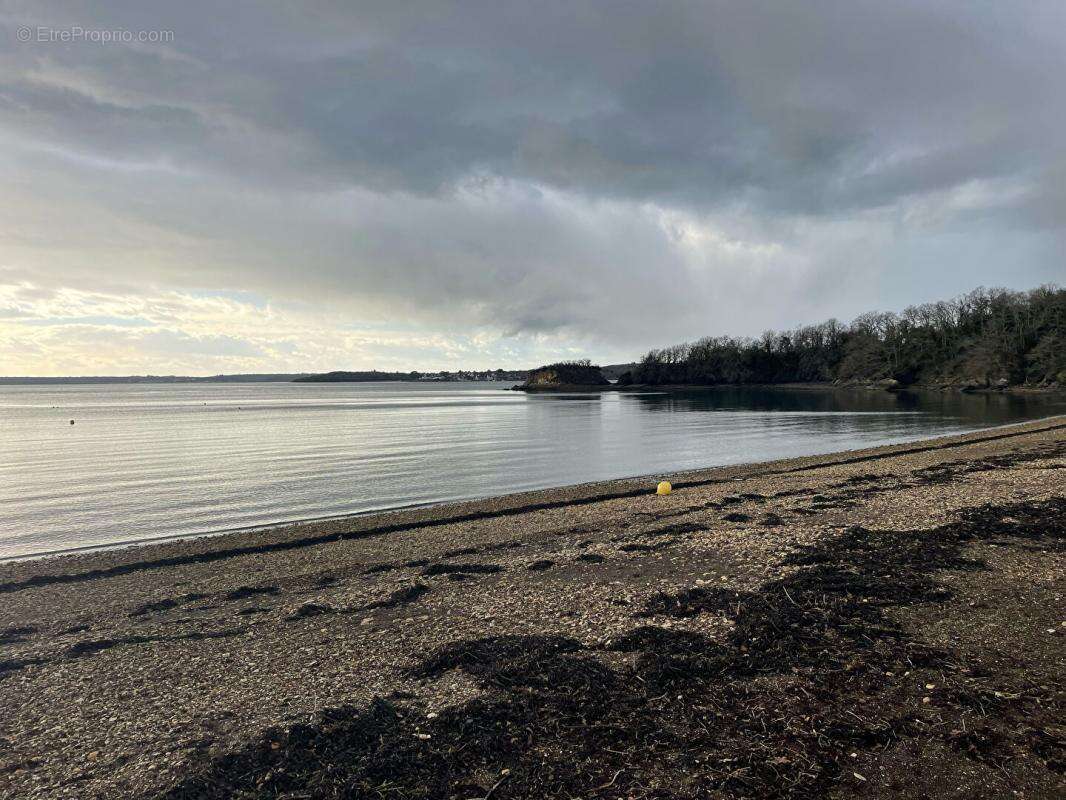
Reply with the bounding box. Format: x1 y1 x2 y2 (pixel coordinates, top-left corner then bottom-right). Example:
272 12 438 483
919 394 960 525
1 417 1064 799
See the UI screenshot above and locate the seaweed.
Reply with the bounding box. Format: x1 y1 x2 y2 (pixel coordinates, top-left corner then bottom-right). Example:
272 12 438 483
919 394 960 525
420 563 503 577
156 497 1066 799
365 584 431 611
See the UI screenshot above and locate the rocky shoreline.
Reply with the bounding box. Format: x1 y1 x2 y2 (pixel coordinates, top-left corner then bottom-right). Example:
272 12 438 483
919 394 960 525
1 417 1064 799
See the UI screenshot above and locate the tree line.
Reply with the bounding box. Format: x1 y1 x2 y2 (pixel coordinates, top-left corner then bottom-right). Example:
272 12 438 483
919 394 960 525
619 285 1065 388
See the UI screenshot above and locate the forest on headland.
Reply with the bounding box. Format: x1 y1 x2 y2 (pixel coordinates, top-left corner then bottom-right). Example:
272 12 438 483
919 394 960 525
616 285 1065 389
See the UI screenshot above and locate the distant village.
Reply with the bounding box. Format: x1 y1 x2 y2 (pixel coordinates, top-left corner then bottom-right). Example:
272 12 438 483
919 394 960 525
417 369 528 382
293 369 531 383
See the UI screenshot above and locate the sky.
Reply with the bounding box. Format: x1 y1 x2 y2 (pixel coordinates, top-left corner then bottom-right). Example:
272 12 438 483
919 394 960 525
1 1 1064 376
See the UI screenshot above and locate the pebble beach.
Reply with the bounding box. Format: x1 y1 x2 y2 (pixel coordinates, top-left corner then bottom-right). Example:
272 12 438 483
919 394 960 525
1 416 1063 799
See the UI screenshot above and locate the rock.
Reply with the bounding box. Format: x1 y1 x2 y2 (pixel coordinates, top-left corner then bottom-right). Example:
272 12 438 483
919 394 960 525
517 361 610 391
289 602 332 619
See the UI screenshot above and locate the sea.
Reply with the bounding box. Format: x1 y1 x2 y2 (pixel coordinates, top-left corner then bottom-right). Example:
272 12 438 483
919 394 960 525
1 381 1062 560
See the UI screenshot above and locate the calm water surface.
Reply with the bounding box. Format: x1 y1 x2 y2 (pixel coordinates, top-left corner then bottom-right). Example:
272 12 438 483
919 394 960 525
1 382 1063 559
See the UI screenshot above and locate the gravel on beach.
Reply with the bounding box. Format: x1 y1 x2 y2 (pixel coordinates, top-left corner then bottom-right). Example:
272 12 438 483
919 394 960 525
1 417 1063 799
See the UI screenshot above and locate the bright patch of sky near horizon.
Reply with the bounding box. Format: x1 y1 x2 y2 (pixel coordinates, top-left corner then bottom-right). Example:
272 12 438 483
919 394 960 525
1 1 1064 375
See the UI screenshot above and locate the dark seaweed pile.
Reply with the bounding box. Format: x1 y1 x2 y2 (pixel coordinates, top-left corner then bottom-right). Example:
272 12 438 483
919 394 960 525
158 498 1065 799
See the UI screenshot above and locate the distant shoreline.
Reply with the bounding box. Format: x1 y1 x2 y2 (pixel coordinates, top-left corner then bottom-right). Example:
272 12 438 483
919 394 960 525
0 374 310 385
0 376 513 386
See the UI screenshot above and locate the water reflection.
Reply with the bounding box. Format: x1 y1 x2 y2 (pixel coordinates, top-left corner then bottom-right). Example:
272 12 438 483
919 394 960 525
1 382 1063 559
626 386 1062 424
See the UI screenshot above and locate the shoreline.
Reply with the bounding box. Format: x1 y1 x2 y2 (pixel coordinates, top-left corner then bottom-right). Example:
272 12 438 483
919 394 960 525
4 414 1064 573
516 380 1066 394
1 416 1063 798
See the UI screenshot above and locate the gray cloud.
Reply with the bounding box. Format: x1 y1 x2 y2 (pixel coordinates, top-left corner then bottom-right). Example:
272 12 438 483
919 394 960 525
0 1 1063 369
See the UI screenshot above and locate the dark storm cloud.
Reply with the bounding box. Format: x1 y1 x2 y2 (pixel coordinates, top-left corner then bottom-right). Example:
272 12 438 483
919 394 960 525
8 1 1063 207
0 0 1063 362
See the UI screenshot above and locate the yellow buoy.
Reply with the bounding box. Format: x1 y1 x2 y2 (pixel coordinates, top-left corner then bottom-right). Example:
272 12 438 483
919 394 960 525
656 480 672 495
